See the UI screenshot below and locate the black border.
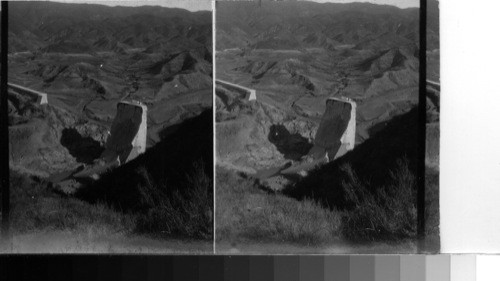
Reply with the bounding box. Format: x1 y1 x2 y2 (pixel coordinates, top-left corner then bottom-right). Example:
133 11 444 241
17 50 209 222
417 0 427 252
1 0 11 238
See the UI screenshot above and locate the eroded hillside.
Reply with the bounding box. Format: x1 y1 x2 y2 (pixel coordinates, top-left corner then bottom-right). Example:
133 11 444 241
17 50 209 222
216 1 420 173
8 1 213 157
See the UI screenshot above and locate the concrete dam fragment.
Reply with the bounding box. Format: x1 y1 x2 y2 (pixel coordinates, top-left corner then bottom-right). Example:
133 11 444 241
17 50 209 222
308 97 356 161
101 100 148 164
70 100 147 181
8 83 48 105
216 79 257 101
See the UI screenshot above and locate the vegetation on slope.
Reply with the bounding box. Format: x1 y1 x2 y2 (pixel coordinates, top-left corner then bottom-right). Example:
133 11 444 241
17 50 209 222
77 110 214 240
2 170 135 238
217 107 439 250
216 167 341 245
1 110 213 243
286 107 419 241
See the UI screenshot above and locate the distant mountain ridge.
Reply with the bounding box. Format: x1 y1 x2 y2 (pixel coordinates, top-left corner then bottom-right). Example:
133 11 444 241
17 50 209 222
427 0 440 50
7 1 213 152
216 1 420 51
7 1 212 53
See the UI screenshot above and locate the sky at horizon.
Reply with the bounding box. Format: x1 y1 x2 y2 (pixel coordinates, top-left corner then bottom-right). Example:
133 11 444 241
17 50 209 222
38 0 212 11
309 0 419 9
0 0 419 11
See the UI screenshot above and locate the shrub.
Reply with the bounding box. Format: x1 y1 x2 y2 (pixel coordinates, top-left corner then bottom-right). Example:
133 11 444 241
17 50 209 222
135 161 213 240
75 110 214 240
286 108 421 242
340 159 417 241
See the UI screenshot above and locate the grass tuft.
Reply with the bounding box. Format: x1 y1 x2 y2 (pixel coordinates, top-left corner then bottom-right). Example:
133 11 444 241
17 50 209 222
135 161 213 240
339 159 417 241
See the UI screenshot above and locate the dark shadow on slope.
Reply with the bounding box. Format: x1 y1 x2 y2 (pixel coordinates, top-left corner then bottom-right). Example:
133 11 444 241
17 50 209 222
157 122 183 141
268 124 313 161
180 52 198 73
75 109 213 239
284 107 420 241
286 107 418 208
356 49 391 71
60 128 104 164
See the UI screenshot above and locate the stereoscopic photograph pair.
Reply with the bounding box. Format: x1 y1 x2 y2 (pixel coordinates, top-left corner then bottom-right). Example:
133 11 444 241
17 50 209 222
0 0 440 254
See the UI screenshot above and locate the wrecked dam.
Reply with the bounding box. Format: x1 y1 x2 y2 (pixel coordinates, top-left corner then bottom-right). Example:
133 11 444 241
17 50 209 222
309 97 356 161
50 100 148 192
258 97 357 182
100 101 148 165
216 79 257 101
7 82 48 105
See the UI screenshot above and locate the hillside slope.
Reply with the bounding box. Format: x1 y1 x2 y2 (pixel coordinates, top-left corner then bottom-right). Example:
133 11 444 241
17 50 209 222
217 1 419 51
8 1 212 53
77 110 213 239
216 1 421 174
8 1 213 147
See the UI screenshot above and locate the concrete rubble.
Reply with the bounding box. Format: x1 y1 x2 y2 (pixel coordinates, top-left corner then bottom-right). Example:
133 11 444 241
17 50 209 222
50 100 148 193
8 83 48 105
309 97 356 161
216 79 257 101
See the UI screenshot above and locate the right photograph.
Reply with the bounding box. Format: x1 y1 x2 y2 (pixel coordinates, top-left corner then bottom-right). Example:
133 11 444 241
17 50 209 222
215 0 439 254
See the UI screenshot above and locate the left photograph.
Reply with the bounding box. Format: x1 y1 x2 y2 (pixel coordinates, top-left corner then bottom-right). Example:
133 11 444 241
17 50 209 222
0 0 213 253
